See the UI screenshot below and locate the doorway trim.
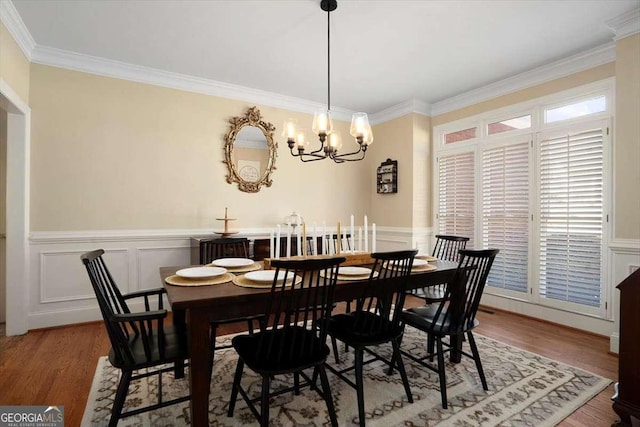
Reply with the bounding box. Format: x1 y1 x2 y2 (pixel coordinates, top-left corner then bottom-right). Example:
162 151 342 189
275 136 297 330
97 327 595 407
0 78 30 335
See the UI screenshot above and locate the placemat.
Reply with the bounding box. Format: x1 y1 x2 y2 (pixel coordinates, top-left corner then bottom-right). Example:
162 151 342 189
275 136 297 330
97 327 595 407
232 274 302 289
166 272 234 287
319 270 379 281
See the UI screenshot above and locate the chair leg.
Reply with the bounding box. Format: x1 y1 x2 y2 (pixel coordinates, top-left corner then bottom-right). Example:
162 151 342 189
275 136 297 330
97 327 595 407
331 336 341 364
391 338 413 403
174 359 185 379
294 372 300 395
317 364 339 427
260 374 271 427
427 333 435 362
435 337 448 409
354 348 366 427
387 327 405 376
227 359 245 417
467 331 488 390
110 370 131 427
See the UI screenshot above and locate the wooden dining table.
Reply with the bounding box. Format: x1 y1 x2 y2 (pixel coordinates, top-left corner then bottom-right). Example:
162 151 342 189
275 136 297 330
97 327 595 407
161 258 460 427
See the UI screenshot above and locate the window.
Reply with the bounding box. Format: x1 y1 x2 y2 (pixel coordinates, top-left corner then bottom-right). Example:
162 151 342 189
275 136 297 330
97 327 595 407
545 96 606 123
437 152 475 247
538 127 604 307
434 82 611 319
444 127 477 144
482 141 530 293
487 115 531 135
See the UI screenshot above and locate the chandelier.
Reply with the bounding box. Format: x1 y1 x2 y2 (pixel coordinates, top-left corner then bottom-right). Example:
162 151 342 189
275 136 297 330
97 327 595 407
283 0 373 163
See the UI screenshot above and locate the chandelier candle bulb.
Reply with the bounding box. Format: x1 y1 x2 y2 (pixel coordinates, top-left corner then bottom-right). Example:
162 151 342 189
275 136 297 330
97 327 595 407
275 224 281 259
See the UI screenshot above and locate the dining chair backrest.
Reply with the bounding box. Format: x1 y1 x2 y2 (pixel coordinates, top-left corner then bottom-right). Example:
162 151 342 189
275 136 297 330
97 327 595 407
429 249 499 335
200 237 250 264
354 249 418 334
432 235 470 262
258 257 345 364
82 249 155 366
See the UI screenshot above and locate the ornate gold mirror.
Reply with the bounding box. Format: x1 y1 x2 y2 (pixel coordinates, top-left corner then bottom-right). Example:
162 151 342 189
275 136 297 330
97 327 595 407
223 106 277 193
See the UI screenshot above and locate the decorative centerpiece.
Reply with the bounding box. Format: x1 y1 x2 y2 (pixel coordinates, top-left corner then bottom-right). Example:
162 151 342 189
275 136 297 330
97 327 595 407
215 207 238 237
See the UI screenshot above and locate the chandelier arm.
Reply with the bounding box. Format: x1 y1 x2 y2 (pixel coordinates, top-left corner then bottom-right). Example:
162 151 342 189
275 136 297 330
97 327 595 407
330 148 366 163
289 147 326 160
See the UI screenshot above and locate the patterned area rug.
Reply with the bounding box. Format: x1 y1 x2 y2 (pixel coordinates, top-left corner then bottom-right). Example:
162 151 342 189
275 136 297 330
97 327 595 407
82 328 610 426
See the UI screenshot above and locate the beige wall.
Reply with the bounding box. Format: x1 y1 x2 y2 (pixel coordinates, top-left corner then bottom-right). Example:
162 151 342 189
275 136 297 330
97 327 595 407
432 63 615 127
29 64 370 232
614 34 640 240
0 22 29 103
369 114 414 227
412 113 431 229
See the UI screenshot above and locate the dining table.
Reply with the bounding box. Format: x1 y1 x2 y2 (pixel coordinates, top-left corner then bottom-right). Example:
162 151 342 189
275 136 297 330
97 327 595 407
161 257 460 427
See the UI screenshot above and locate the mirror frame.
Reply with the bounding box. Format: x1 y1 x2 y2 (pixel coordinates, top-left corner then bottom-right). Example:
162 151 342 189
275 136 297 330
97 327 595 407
223 106 277 193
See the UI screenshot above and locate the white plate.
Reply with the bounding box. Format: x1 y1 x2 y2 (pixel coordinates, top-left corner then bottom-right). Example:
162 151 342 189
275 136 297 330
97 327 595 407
176 266 227 279
390 259 428 267
245 270 292 283
338 266 372 276
211 258 254 268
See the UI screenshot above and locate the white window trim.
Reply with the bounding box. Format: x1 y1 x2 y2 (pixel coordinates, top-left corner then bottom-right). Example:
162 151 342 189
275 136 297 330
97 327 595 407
433 78 614 320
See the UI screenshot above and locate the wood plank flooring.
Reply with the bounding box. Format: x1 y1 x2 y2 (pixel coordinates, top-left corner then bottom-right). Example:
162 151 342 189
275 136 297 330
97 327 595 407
0 301 619 426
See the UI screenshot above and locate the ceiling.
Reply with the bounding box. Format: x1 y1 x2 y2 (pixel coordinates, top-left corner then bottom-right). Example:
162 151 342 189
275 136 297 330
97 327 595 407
10 0 640 115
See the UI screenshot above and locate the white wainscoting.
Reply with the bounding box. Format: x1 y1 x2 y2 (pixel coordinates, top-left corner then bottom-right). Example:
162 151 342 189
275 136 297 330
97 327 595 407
25 228 638 351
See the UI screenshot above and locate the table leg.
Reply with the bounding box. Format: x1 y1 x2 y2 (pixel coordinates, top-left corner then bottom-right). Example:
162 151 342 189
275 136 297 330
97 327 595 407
172 308 186 378
189 309 212 427
449 335 462 363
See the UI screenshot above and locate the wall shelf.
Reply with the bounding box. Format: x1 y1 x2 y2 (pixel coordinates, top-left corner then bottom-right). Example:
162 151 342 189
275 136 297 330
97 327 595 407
377 158 398 194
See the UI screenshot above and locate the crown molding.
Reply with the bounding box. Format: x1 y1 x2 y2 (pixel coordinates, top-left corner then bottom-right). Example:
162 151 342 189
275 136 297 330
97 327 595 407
430 42 616 117
606 8 640 40
0 0 35 60
30 44 355 122
369 99 431 125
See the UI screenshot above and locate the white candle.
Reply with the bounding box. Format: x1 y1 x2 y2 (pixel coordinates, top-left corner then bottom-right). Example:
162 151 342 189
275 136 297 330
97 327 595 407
313 222 318 255
342 228 347 252
372 223 377 253
276 224 281 259
350 214 355 253
270 229 274 259
286 222 292 258
322 222 327 255
358 226 362 252
296 216 302 256
364 215 368 252
336 222 341 256
302 222 307 257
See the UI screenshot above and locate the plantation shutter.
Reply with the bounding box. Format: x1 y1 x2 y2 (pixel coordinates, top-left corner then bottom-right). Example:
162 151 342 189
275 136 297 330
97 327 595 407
482 141 530 293
437 152 475 247
539 127 604 307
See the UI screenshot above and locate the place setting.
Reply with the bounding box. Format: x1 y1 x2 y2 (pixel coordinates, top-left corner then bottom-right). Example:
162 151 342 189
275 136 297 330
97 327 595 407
208 257 262 273
165 266 234 287
320 266 378 281
232 269 302 289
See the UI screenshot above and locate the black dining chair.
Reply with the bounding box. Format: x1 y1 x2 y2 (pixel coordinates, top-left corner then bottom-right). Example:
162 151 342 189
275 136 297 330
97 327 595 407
81 249 189 427
324 233 352 254
199 237 250 264
227 257 345 427
418 235 470 303
326 249 418 427
398 248 499 409
199 237 260 353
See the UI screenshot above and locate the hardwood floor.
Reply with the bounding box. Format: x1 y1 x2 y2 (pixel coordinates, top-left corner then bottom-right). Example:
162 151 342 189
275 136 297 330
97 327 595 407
0 302 619 426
